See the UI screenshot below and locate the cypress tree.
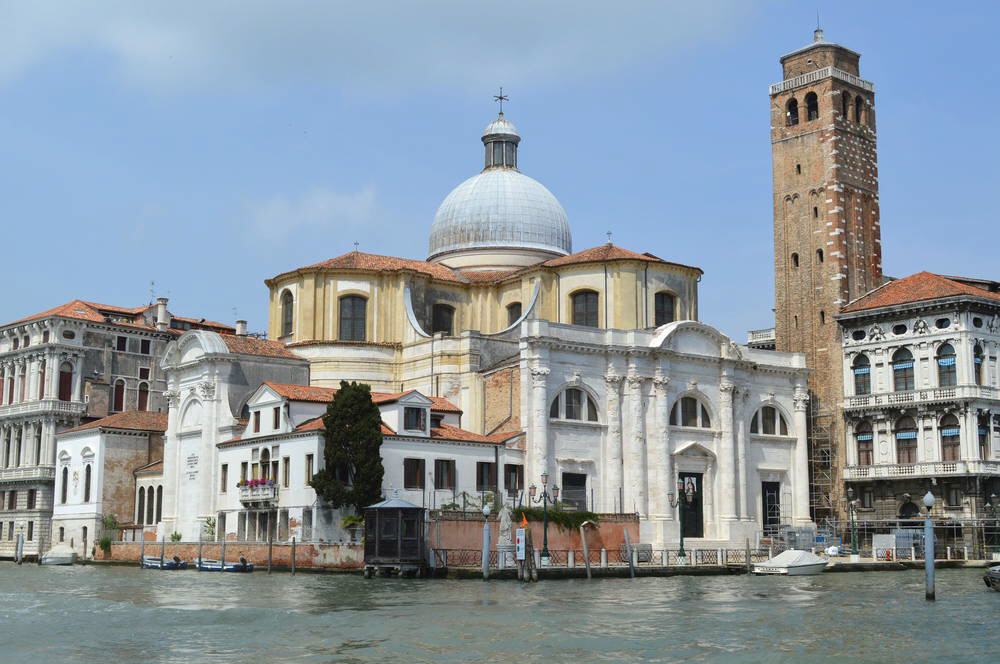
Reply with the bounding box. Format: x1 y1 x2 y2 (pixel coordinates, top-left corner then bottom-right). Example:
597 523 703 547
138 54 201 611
311 380 385 514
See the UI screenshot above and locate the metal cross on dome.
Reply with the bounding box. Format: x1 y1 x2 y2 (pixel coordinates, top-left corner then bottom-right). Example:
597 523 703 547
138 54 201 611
493 87 509 113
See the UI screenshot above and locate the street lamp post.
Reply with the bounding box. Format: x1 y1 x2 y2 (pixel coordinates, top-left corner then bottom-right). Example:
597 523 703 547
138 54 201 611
528 472 559 567
668 477 697 564
923 490 935 602
846 487 860 561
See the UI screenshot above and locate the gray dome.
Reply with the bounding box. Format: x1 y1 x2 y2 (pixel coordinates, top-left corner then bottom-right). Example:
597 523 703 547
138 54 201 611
428 113 571 262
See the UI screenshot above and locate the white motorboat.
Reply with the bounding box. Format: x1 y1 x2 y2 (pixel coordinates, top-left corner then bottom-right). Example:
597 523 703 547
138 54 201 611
753 549 828 576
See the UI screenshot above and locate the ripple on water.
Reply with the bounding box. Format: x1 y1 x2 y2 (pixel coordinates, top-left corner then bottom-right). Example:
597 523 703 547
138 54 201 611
0 564 995 663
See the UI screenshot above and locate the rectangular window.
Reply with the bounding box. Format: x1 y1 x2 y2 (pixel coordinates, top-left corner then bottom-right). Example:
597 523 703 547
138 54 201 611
564 389 583 420
572 291 599 328
403 458 425 490
138 367 150 380
946 486 961 507
861 488 874 509
220 464 228 493
7 521 12 540
434 459 456 490
240 461 248 483
26 521 33 541
140 339 151 355
253 411 261 433
476 462 497 492
8 491 16 510
404 407 427 432
273 407 281 430
26 490 35 510
305 454 314 485
654 292 675 327
504 464 524 494
282 457 290 488
681 397 699 427
116 336 127 352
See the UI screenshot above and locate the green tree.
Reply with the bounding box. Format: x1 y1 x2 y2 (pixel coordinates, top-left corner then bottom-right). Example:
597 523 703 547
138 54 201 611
311 381 385 514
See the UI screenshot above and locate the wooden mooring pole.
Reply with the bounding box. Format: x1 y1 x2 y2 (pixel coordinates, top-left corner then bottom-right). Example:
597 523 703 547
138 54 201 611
291 537 296 575
267 533 273 574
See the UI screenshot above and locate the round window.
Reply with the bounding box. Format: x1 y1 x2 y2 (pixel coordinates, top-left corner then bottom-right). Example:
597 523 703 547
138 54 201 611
973 317 983 328
935 318 951 329
851 330 866 341
62 330 76 340
892 324 907 335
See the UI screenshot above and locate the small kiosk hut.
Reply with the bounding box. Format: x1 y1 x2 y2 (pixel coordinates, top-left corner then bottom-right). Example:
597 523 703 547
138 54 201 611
363 497 426 577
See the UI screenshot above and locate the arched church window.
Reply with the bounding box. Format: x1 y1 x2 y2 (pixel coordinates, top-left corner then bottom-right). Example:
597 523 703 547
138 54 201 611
786 98 799 126
750 405 789 436
936 343 957 387
549 388 599 423
431 304 455 335
791 253 799 268
156 486 163 523
892 348 915 392
137 382 149 411
816 248 824 263
571 290 599 328
841 91 851 120
58 362 73 402
338 295 367 342
805 92 819 121
506 302 522 327
855 420 874 465
854 96 864 125
974 344 984 385
979 414 990 460
940 414 961 462
61 466 69 504
83 464 92 502
670 396 712 428
654 292 675 326
137 487 145 525
280 290 294 337
852 354 871 395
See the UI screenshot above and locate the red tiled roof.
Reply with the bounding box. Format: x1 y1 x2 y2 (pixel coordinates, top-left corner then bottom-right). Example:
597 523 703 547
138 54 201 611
429 422 503 444
292 416 395 436
841 272 1000 314
62 411 168 435
305 251 463 283
262 382 462 413
134 459 163 475
221 334 300 359
542 244 702 273
7 298 236 334
172 315 236 333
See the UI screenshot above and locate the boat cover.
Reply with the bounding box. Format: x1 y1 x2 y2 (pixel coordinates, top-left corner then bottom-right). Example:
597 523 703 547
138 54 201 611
763 549 826 567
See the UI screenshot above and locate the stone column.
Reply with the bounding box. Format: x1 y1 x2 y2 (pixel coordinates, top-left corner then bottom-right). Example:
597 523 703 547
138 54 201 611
46 353 59 399
604 371 624 513
792 388 811 524
26 356 38 403
529 366 550 486
0 362 8 405
13 360 23 403
650 374 671 519
625 372 647 516
717 381 737 521
72 354 84 402
736 385 750 520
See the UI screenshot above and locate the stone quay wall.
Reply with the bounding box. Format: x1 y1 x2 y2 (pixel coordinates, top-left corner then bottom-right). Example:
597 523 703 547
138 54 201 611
429 512 639 552
100 541 364 570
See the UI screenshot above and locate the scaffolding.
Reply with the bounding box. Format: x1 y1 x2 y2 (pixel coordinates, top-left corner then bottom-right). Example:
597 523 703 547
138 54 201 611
808 399 835 524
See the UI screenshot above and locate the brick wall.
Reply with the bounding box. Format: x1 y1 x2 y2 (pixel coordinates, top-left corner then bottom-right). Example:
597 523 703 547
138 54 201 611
100 540 364 570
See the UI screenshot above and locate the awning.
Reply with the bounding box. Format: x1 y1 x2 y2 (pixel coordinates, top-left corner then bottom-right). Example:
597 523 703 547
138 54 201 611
895 430 917 440
893 361 914 370
856 433 873 441
853 366 870 375
940 427 960 437
937 357 955 367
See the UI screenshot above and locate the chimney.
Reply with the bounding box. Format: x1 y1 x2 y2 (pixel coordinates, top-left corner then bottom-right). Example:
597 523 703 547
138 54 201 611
155 297 170 332
235 320 248 336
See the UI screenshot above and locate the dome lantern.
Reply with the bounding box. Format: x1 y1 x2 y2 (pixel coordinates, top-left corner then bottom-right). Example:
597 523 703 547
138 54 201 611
428 101 572 271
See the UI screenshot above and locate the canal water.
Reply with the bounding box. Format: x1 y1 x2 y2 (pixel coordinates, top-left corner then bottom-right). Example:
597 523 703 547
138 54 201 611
0 563 995 663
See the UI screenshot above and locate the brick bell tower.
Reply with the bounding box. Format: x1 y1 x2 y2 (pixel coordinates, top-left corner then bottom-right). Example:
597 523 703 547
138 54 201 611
769 28 882 522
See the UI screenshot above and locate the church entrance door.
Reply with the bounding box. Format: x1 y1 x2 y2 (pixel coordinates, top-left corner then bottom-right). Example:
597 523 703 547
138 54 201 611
679 472 704 538
762 481 781 535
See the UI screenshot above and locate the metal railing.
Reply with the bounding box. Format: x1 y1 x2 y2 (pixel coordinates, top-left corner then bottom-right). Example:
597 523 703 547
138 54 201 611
433 547 776 569
844 460 1000 480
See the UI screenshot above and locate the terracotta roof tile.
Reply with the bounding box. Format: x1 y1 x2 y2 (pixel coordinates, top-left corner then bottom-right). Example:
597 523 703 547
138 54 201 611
7 298 237 334
134 459 163 475
62 411 168 435
542 244 702 273
305 251 463 283
841 272 1000 314
429 422 503 444
221 335 300 359
263 382 462 413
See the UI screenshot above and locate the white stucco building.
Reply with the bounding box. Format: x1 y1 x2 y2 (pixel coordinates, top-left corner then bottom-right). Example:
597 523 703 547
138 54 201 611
520 319 811 547
214 382 521 543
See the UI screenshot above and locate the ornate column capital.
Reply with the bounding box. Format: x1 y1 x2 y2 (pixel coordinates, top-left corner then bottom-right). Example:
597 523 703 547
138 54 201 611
626 374 645 388
652 374 670 392
604 372 624 386
529 366 550 388
164 390 181 408
793 391 810 412
197 380 216 401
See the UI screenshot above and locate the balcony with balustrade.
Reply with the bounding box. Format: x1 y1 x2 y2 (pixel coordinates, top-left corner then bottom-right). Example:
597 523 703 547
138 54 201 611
238 481 279 507
844 459 1000 481
844 384 1000 413
0 398 86 419
0 465 56 483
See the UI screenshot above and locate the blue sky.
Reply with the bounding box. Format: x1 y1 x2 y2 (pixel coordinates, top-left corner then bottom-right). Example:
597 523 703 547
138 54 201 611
1 1 997 340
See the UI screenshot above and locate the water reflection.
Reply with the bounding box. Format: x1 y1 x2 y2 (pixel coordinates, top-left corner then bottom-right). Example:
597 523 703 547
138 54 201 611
0 563 995 663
